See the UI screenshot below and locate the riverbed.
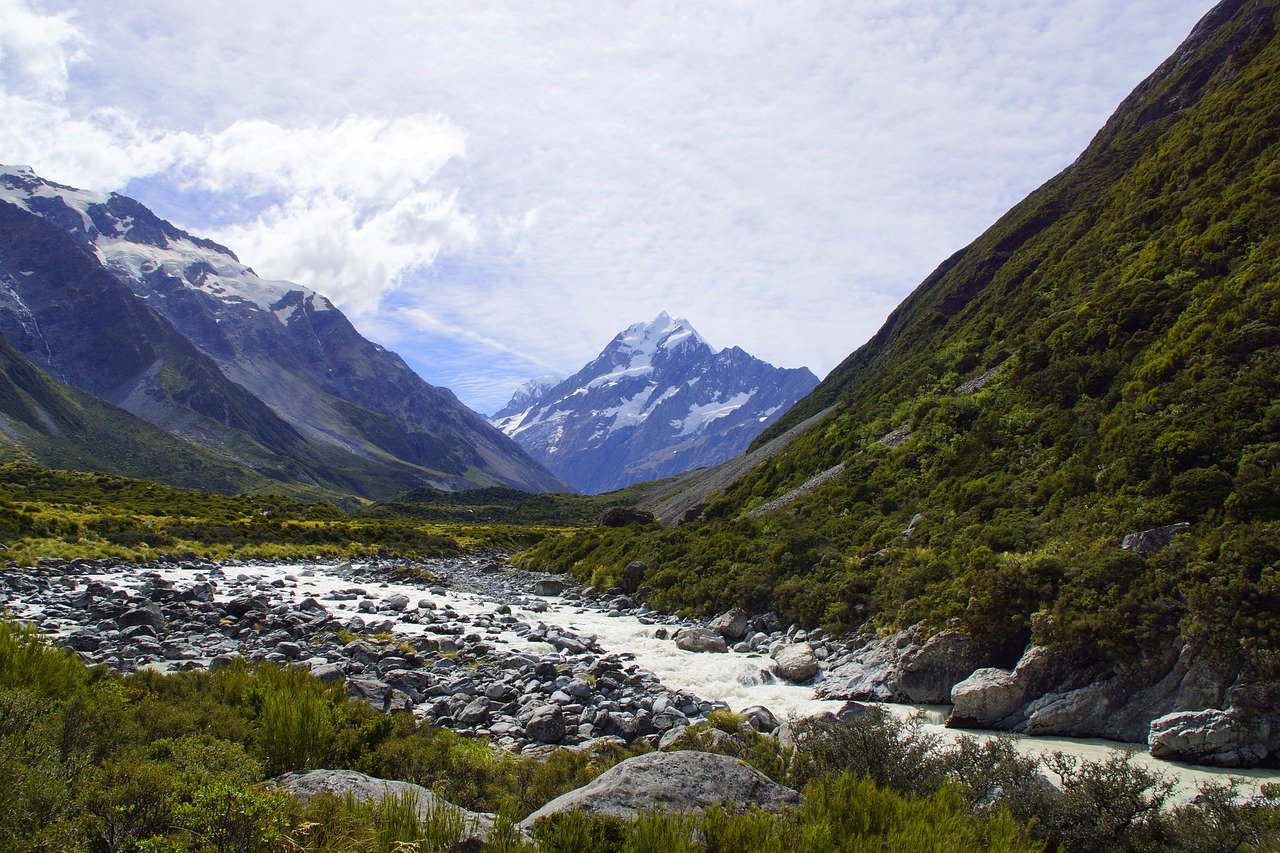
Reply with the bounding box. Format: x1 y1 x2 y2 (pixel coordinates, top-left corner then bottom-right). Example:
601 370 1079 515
10 556 1280 800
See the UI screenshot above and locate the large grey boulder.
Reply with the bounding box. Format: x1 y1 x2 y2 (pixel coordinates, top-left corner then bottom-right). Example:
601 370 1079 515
949 646 1055 728
346 676 413 713
709 608 750 640
1148 709 1273 767
533 578 566 596
772 644 819 683
818 623 991 705
272 769 493 840
519 751 799 829
674 627 728 653
525 703 566 743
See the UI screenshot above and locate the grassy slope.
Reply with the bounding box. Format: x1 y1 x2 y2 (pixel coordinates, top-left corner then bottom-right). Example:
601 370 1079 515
0 463 559 565
518 0 1280 674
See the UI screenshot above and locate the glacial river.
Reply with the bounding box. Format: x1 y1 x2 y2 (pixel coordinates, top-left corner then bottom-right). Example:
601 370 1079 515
47 560 1280 802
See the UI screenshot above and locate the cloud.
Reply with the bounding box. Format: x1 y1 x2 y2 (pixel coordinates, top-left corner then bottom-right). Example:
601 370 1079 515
8 0 1218 412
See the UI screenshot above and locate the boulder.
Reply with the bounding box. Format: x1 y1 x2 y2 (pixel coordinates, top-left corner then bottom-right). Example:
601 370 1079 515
1121 522 1191 555
673 627 728 653
533 578 566 596
272 769 493 840
598 507 656 528
773 644 818 683
621 561 647 594
519 751 800 829
118 606 165 631
709 608 750 640
897 629 984 703
346 676 413 713
526 703 566 743
949 645 1054 728
1148 708 1272 767
384 594 410 611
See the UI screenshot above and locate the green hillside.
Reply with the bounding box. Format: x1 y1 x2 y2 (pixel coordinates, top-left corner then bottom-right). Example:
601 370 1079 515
518 0 1280 675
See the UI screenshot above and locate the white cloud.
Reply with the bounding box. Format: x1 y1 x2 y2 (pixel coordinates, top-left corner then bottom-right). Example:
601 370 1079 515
5 0 1219 411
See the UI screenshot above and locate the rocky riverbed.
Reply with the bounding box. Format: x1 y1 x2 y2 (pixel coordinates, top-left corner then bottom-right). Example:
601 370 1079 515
0 554 783 752
5 554 1280 782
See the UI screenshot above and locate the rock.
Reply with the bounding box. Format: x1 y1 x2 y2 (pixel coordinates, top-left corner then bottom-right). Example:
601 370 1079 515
598 507 656 528
533 579 566 596
272 769 493 840
309 662 345 683
526 703 566 743
736 664 777 687
1148 708 1272 767
621 561 647 594
773 644 818 683
742 705 780 732
459 697 491 725
679 503 708 525
1121 522 1191 554
949 646 1053 728
519 751 800 829
384 594 410 611
709 608 750 640
896 629 985 704
673 627 728 653
118 606 164 631
346 677 413 713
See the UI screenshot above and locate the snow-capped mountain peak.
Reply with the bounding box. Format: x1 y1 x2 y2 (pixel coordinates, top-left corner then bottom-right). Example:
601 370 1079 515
490 313 818 493
0 167 331 327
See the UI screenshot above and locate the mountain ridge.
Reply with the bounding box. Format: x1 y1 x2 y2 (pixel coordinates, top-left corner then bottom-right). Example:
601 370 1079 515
491 312 818 494
0 166 565 497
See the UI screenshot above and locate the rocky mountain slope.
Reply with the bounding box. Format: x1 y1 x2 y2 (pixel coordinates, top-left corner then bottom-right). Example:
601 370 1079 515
491 313 817 493
521 0 1280 764
0 167 562 497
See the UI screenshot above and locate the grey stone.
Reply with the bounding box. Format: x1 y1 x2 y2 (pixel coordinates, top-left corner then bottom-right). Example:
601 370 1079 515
709 608 750 640
272 769 493 840
1148 708 1272 767
621 561 647 594
773 643 818 683
384 594 410 611
533 579 566 596
520 751 800 829
674 627 728 653
526 703 566 743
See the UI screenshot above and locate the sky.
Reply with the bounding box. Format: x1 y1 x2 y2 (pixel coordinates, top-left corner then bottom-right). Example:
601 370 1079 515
0 0 1216 414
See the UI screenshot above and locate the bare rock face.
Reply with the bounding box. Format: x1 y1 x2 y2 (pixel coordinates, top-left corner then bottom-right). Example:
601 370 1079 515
897 629 985 703
674 627 728 653
820 624 989 704
709 608 750 640
1148 708 1272 767
1121 522 1190 554
772 643 819 683
518 751 800 829
272 769 494 840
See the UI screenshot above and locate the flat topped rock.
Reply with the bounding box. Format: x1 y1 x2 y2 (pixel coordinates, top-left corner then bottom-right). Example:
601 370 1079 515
519 750 800 829
272 769 494 838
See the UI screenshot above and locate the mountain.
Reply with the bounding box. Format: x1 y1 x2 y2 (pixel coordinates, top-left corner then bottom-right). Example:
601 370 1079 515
0 166 563 497
491 313 818 494
524 0 1280 674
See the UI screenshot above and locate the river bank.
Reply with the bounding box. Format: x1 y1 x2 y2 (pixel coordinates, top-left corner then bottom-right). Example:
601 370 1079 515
4 554 1278 800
